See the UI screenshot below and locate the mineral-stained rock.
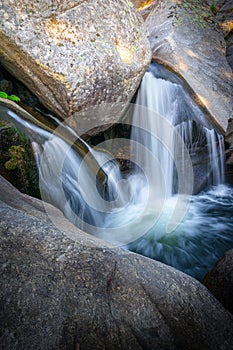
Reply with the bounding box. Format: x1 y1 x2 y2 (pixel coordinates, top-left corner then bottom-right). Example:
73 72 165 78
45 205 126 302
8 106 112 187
146 0 233 133
1 174 233 350
203 248 233 314
0 0 151 127
131 0 152 8
131 0 155 18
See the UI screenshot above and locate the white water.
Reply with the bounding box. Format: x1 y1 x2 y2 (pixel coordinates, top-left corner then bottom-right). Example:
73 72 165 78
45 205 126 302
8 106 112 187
127 65 232 279
131 68 225 194
131 74 177 197
1 63 232 280
205 128 225 185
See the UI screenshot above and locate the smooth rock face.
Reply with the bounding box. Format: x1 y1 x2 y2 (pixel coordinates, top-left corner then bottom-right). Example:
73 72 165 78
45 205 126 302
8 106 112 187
203 249 233 314
1 175 233 350
146 0 233 132
0 0 151 124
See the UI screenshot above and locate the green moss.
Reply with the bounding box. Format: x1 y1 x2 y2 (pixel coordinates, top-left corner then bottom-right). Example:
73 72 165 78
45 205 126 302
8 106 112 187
1 126 40 198
173 0 211 29
4 145 25 170
210 2 217 15
0 91 8 99
0 90 20 102
7 94 21 102
4 158 18 170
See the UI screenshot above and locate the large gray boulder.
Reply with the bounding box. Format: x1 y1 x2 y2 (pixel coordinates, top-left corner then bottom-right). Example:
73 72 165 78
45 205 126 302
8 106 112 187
0 0 151 124
146 0 233 133
1 175 233 350
203 248 233 314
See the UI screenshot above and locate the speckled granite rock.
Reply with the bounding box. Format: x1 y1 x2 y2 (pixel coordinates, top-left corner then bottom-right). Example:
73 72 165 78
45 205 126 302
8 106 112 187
203 248 233 314
146 0 233 132
1 175 233 350
0 0 151 125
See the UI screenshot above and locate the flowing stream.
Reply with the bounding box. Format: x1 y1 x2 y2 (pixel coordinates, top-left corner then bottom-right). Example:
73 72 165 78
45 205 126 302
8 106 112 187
1 63 233 280
128 64 232 279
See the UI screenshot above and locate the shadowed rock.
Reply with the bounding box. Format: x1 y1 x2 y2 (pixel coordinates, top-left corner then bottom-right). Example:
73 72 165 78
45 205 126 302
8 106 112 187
203 248 233 314
215 0 233 70
1 175 233 349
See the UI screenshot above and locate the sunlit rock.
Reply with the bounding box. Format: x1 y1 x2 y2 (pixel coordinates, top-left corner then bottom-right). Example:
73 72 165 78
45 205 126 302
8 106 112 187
146 0 233 132
0 0 151 125
131 0 155 19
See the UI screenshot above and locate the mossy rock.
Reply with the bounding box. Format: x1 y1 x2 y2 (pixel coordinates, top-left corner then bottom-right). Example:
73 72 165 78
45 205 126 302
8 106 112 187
0 124 40 198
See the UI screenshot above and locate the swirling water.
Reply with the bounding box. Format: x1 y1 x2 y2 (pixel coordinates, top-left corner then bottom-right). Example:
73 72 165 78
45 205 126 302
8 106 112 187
1 64 233 280
128 184 233 280
127 64 232 279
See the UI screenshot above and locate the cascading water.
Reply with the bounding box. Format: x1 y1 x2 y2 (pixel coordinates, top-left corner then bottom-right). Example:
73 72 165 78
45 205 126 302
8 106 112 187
131 64 225 193
205 128 225 185
1 63 233 280
130 73 177 197
127 64 232 279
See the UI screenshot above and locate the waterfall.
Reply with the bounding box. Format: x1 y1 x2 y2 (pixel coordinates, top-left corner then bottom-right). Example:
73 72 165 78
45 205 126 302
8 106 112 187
130 73 177 197
205 128 225 185
1 63 232 280
127 64 232 280
38 134 126 231
131 64 225 195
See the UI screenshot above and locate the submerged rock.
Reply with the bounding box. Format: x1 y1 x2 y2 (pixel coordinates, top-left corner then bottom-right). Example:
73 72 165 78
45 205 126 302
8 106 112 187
203 248 233 314
0 1 151 126
146 0 233 132
1 175 233 349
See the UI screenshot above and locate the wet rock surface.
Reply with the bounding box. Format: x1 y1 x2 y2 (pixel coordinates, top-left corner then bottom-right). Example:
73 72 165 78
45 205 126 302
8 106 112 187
1 175 233 349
